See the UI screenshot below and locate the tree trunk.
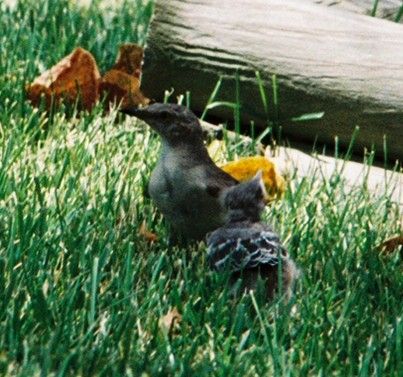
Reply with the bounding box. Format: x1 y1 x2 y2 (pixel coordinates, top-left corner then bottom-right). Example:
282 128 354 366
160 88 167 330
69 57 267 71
142 0 403 161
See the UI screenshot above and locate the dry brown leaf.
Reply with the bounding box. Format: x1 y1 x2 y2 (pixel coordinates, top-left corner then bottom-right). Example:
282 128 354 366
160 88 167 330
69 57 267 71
377 235 403 255
27 43 149 113
100 43 149 108
26 47 100 111
112 43 144 78
100 69 149 108
139 221 158 243
159 307 182 335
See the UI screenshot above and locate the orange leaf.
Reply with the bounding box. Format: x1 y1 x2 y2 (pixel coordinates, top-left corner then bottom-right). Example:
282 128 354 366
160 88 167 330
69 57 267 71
221 156 286 202
100 43 149 108
159 307 182 335
100 69 149 108
139 221 158 243
112 43 144 78
26 47 100 111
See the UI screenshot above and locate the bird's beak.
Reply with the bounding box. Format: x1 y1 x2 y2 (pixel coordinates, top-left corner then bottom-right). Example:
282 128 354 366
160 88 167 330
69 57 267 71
253 170 269 203
120 103 166 135
120 106 151 121
253 170 263 181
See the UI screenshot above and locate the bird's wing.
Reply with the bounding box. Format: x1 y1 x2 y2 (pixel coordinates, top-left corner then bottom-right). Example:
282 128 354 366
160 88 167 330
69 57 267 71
204 163 238 198
207 230 288 272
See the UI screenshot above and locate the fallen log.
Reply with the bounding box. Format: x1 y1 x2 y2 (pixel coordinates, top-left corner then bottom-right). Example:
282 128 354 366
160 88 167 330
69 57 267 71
202 118 402 208
142 0 403 162
312 0 403 21
267 146 403 210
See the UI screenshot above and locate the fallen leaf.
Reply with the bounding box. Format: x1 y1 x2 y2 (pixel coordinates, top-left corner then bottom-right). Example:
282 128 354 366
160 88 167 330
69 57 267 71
112 43 144 78
139 221 158 243
100 69 149 108
26 47 100 111
221 156 286 202
377 235 403 255
27 44 149 113
100 43 149 108
159 307 182 335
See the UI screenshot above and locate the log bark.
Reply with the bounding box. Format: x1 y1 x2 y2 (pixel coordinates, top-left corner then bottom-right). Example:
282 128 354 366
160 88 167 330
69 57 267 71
313 0 403 21
142 0 403 161
267 146 403 207
203 117 403 208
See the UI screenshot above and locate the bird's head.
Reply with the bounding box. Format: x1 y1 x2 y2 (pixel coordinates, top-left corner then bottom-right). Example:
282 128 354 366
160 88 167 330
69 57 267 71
222 170 267 222
122 103 204 145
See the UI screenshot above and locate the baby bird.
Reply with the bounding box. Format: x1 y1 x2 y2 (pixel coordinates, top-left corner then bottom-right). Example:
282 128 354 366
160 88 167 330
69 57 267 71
207 171 298 300
122 103 238 241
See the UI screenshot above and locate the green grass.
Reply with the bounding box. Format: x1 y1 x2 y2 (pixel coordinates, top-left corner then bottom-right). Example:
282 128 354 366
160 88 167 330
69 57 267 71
0 0 402 376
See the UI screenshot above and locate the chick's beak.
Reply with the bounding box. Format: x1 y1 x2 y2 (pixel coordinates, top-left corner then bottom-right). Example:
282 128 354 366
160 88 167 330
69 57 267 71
252 170 269 203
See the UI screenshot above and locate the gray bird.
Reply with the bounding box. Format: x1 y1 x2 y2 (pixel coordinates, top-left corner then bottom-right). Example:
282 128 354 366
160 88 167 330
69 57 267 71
207 171 299 300
122 103 238 241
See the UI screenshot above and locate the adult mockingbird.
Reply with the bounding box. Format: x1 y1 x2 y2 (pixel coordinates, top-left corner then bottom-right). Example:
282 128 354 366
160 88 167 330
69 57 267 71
207 171 298 300
122 103 238 241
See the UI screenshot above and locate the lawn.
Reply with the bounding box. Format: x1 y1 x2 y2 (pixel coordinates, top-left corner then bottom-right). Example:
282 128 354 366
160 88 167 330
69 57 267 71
0 0 402 376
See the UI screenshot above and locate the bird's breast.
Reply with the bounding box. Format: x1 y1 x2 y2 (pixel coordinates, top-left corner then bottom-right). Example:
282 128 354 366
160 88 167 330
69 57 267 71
148 156 225 239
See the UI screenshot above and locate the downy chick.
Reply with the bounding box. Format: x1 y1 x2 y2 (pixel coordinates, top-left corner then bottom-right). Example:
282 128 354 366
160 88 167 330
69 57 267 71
207 171 299 300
